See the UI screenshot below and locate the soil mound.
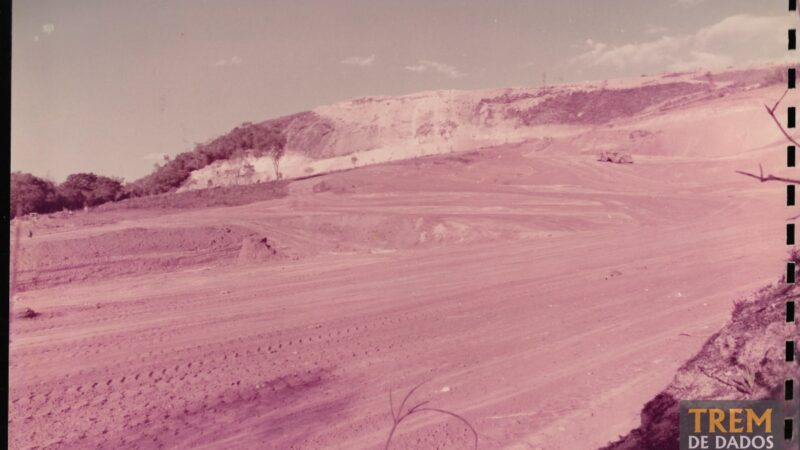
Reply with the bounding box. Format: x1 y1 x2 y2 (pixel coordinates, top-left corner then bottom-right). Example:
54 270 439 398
15 307 40 319
15 226 250 290
237 236 279 263
598 151 633 164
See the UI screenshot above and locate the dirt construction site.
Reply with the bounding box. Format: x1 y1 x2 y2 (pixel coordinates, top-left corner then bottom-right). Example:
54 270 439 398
8 73 798 449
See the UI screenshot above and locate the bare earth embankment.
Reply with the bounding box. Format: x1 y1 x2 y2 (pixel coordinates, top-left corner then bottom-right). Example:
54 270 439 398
8 69 798 449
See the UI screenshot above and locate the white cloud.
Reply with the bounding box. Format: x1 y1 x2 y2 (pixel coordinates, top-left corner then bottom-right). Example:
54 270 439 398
341 54 376 66
405 63 427 72
646 25 669 35
35 23 54 41
214 56 242 67
570 15 793 73
404 59 466 79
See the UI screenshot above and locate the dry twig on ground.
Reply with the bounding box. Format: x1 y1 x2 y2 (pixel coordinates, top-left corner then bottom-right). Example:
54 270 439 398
384 380 478 450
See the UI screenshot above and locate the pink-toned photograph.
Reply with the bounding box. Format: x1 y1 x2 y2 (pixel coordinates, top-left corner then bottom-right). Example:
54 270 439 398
8 1 799 449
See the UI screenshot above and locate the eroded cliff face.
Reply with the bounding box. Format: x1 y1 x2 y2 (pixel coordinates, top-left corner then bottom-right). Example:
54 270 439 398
180 66 785 191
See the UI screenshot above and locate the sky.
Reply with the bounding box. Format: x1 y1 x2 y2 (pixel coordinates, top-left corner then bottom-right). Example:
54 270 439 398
11 0 794 181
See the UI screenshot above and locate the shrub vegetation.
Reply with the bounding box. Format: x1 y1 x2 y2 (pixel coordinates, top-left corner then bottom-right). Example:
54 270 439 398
10 172 59 218
10 122 287 217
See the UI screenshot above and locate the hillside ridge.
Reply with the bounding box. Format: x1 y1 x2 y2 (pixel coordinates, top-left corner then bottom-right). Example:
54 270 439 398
159 65 785 192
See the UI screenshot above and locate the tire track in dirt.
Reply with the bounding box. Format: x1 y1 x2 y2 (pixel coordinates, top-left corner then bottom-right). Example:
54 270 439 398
9 135 792 448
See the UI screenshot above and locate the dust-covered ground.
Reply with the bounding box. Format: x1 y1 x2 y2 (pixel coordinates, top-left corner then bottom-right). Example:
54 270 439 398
8 79 797 449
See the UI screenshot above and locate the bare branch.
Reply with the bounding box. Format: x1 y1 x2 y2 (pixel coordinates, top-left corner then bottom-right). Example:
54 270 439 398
406 400 430 413
764 103 800 148
697 367 752 395
737 90 800 191
767 89 790 114
396 379 428 418
735 169 800 184
384 381 478 450
389 390 396 421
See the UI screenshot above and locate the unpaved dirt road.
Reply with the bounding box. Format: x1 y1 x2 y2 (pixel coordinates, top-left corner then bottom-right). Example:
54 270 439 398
8 86 796 449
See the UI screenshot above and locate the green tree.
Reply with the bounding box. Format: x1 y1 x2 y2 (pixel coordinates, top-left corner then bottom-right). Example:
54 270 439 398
251 124 287 179
125 121 288 196
58 173 124 209
10 172 59 217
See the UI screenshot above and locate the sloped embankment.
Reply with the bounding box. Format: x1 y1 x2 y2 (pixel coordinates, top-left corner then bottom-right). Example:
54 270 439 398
602 251 800 449
14 226 256 291
180 66 787 191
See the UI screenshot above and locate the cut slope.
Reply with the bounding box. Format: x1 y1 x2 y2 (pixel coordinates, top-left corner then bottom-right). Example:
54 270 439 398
8 65 797 450
179 66 787 191
601 252 800 449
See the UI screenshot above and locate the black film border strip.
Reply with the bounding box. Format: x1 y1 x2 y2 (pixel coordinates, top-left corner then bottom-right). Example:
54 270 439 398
788 1 798 444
